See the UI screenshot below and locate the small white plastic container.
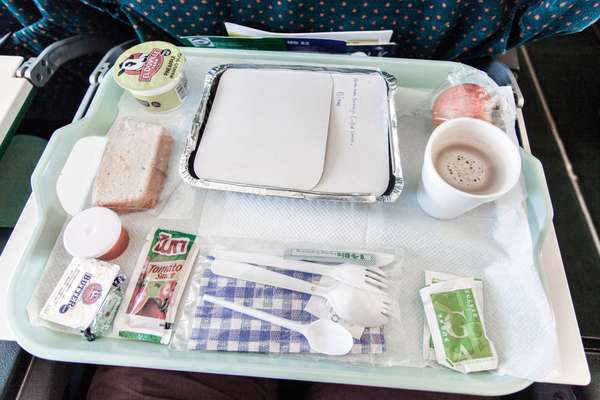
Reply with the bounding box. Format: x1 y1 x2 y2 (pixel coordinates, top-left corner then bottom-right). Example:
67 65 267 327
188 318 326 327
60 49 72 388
63 207 129 261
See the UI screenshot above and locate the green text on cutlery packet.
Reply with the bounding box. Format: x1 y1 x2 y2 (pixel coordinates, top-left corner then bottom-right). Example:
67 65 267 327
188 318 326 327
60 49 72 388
431 288 493 366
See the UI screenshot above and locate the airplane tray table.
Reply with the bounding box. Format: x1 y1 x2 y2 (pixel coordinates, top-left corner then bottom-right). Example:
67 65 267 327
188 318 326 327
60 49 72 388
6 48 556 396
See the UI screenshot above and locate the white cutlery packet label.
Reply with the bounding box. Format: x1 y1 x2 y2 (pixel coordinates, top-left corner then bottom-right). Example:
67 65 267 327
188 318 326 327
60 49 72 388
40 258 120 330
284 248 376 266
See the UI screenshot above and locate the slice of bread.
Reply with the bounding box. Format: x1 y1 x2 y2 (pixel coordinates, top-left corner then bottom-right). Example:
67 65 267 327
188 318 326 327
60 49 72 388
93 118 172 211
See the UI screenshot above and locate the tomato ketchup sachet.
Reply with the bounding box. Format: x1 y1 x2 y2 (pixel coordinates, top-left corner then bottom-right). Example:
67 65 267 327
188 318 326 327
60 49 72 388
118 228 199 344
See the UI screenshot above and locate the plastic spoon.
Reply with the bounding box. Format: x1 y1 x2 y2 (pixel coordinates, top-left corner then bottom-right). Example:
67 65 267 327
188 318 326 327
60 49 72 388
210 259 391 327
202 294 354 356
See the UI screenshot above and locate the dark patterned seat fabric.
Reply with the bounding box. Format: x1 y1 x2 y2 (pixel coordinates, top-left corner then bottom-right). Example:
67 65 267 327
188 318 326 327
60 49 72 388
1 0 598 59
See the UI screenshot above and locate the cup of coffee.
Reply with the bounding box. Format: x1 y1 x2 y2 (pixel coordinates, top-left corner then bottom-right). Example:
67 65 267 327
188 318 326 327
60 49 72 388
417 117 521 219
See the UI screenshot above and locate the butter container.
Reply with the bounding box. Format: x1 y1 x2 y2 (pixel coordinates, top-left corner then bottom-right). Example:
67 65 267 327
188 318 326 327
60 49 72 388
39 258 121 331
114 41 188 112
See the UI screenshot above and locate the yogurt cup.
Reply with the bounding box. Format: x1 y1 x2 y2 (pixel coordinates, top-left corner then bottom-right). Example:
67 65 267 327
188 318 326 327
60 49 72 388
114 41 188 112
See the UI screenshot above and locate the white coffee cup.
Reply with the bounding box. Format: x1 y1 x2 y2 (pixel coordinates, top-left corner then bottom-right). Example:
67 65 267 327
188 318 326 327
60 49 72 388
417 117 521 219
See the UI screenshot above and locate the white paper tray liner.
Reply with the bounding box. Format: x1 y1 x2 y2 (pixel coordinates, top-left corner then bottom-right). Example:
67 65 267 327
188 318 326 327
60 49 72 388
195 86 559 381
28 56 559 381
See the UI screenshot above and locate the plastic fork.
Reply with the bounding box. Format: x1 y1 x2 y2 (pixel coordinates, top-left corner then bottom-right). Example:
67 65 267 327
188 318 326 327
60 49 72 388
210 259 391 327
212 249 390 295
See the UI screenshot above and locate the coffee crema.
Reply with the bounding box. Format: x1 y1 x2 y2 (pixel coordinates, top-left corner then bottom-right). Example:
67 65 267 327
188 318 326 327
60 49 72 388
434 144 497 194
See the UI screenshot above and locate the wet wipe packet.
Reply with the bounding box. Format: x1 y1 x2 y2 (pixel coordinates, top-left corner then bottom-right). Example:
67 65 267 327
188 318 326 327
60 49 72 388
420 277 497 373
422 271 484 362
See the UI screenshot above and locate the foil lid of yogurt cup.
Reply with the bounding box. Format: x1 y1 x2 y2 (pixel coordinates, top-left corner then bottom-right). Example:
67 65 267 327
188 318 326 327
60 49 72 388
114 41 185 92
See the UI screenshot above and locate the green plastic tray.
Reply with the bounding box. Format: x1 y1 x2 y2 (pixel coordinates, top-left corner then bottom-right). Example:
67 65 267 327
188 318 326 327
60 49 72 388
7 48 553 396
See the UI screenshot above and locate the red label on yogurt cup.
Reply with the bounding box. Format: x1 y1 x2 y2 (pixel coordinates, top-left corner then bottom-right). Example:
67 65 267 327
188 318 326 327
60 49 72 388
118 48 164 82
139 48 164 82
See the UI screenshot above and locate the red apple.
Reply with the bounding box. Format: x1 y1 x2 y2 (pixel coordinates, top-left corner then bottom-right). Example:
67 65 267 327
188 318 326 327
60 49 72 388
432 83 492 127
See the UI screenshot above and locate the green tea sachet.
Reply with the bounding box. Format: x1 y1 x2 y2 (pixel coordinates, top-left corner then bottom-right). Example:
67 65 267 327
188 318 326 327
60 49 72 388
422 271 484 363
420 277 497 373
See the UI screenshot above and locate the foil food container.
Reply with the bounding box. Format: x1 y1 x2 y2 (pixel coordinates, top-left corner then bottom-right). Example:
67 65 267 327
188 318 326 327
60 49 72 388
179 63 403 203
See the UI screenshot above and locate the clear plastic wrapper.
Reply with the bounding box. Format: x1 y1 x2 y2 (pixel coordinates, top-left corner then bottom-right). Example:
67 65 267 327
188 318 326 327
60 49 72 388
396 63 516 133
428 64 516 131
91 117 174 213
84 274 126 341
87 54 202 216
172 236 408 366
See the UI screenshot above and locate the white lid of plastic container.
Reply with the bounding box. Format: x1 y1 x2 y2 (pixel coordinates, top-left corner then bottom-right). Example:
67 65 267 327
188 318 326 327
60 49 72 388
56 136 107 216
63 207 122 259
128 72 185 97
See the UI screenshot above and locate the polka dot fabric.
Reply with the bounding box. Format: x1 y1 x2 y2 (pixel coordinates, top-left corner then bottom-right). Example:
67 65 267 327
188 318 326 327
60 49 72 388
1 0 599 59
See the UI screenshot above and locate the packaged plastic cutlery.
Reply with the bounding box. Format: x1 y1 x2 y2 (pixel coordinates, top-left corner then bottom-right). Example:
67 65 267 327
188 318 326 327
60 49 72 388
171 236 407 364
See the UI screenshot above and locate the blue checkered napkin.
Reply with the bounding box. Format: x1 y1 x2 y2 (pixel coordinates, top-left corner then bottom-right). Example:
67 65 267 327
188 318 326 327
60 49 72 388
189 268 385 353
